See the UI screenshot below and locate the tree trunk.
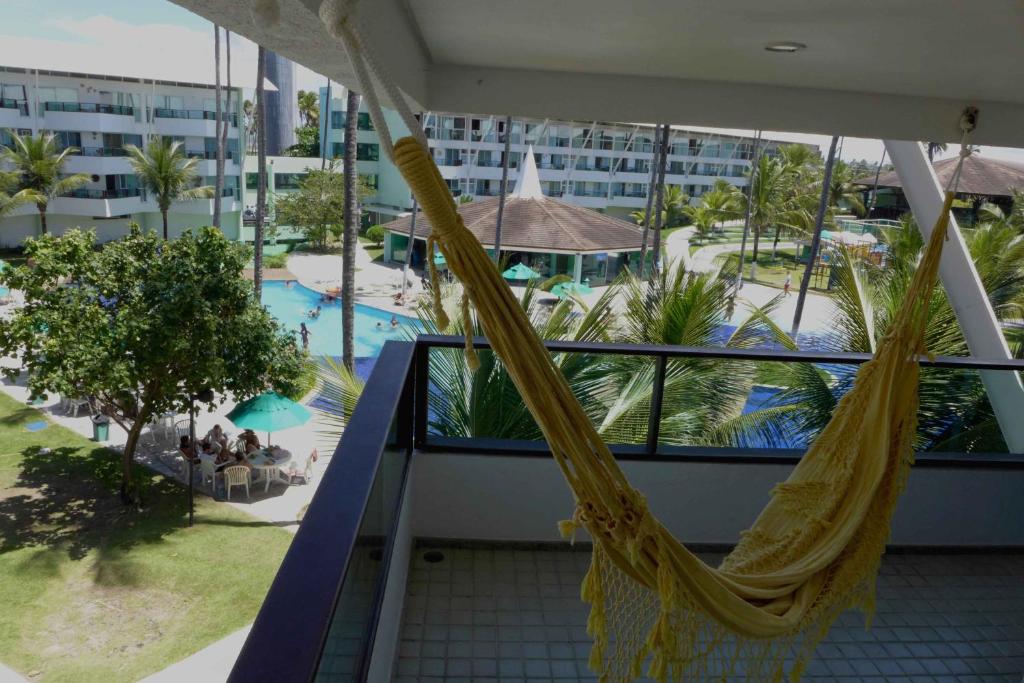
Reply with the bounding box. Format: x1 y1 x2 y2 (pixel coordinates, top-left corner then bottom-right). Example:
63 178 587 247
771 224 782 260
493 114 512 264
213 24 223 229
750 222 761 280
162 209 169 240
342 88 360 373
38 207 47 235
638 124 660 278
649 124 670 280
120 410 149 507
321 78 331 170
254 46 267 301
401 199 418 303
792 135 840 339
735 131 762 292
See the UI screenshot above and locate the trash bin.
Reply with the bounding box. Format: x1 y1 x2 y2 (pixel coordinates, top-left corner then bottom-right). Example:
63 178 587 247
91 415 110 442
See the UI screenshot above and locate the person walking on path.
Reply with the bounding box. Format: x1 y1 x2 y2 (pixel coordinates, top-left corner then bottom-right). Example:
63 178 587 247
783 271 792 296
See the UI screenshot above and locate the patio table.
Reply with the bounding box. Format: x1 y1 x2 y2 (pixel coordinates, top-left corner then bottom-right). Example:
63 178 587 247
246 448 292 492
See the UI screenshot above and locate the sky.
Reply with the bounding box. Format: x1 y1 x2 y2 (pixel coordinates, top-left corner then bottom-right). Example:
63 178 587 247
1 0 1021 168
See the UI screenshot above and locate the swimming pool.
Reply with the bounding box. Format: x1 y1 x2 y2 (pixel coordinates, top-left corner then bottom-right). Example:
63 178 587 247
261 281 421 361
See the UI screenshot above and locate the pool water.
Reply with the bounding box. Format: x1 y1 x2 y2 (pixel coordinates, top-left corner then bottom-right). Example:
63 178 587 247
261 281 421 361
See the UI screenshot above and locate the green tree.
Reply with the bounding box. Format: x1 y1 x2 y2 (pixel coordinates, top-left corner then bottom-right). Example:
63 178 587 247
284 125 320 157
0 226 304 504
0 169 34 220
682 205 717 244
828 160 866 217
1 130 89 235
744 154 809 268
365 224 386 246
297 89 320 128
699 180 743 234
273 161 370 250
125 138 213 239
662 184 689 228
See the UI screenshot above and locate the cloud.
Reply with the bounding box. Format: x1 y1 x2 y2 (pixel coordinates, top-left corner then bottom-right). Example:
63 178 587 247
0 14 324 93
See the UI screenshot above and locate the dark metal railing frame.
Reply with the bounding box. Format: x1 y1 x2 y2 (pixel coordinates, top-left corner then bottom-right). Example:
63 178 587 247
228 335 1024 683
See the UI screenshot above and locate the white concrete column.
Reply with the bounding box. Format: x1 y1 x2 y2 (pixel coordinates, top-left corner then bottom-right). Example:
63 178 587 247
885 139 1024 452
573 253 583 283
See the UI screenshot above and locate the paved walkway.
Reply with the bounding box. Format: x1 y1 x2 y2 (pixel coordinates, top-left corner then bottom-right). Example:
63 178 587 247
139 626 251 683
0 663 26 682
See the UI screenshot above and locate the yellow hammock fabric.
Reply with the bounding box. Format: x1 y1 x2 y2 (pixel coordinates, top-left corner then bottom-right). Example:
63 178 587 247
394 136 950 681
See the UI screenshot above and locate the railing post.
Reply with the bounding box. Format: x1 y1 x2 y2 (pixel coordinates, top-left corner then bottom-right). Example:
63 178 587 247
646 354 668 456
413 341 430 448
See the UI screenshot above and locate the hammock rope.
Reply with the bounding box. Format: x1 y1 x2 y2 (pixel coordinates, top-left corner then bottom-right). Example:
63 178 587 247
302 2 975 677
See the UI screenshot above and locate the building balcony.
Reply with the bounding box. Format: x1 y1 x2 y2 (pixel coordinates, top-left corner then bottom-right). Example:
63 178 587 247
50 188 144 217
228 337 1024 682
154 108 238 126
0 98 29 127
44 101 134 116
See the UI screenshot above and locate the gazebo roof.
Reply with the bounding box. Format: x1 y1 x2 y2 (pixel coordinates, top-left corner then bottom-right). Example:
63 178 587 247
857 155 1024 198
383 148 650 254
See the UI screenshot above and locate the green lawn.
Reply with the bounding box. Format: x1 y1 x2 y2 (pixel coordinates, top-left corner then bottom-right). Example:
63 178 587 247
358 236 384 262
717 248 833 293
0 392 294 682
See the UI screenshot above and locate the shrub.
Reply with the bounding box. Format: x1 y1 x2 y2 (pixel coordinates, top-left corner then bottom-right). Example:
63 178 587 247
365 224 387 247
263 252 288 269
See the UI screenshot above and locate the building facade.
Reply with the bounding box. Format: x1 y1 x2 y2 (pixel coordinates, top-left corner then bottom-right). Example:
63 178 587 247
318 87 813 225
0 66 243 247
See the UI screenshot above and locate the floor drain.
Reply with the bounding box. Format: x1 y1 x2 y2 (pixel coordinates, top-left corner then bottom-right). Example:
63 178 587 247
423 550 445 563
369 549 383 561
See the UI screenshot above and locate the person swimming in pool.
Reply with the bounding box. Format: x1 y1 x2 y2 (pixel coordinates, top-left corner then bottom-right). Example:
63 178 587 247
389 315 399 328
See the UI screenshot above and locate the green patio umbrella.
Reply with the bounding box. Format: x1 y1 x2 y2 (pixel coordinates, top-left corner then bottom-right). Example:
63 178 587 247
550 281 595 300
502 262 542 281
226 391 312 445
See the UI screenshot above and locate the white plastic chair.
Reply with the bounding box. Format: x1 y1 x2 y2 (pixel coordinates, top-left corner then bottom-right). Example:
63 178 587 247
286 451 316 485
66 396 91 417
223 465 251 501
175 420 192 443
199 455 221 492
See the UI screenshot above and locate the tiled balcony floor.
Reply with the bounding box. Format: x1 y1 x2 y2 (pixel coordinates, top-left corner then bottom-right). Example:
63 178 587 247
394 545 1024 682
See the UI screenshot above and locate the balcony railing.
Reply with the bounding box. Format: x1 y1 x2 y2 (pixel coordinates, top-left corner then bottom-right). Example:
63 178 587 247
44 101 134 116
185 150 235 160
154 108 238 126
0 98 28 115
64 188 142 199
228 335 1024 682
76 147 130 157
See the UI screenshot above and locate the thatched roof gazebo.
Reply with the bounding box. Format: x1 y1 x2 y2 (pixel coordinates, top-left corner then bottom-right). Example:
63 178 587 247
382 147 650 283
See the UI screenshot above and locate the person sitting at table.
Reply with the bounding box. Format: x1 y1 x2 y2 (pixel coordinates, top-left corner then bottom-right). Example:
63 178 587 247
178 435 200 464
240 429 261 454
206 424 230 454
198 435 221 457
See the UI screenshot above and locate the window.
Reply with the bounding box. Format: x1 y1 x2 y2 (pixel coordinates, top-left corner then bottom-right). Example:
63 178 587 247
246 172 259 187
331 142 344 158
330 112 374 130
53 131 81 149
37 86 77 103
274 173 305 189
1 83 26 100
356 143 379 161
360 173 379 190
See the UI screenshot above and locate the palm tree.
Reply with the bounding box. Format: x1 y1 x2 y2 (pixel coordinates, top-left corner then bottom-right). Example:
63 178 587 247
597 259 785 445
700 180 743 235
297 90 319 128
1 131 89 234
738 231 1013 452
254 46 268 299
926 142 947 162
661 185 689 228
213 24 223 229
341 88 360 372
682 205 717 245
0 170 34 219
125 138 213 240
744 154 804 271
493 115 512 263
827 160 866 217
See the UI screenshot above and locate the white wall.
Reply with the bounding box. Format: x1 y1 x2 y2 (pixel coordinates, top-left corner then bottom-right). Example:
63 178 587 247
411 452 1024 547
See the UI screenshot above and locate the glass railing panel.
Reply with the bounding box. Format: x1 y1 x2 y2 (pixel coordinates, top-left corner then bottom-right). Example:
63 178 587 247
314 407 408 681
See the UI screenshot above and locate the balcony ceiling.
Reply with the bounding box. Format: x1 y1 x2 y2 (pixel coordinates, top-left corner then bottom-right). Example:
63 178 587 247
173 0 1024 146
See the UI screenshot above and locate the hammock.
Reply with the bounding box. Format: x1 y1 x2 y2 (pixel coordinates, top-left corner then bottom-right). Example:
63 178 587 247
301 2 969 677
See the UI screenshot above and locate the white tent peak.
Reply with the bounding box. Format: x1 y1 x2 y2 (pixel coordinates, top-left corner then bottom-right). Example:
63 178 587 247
510 145 544 200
